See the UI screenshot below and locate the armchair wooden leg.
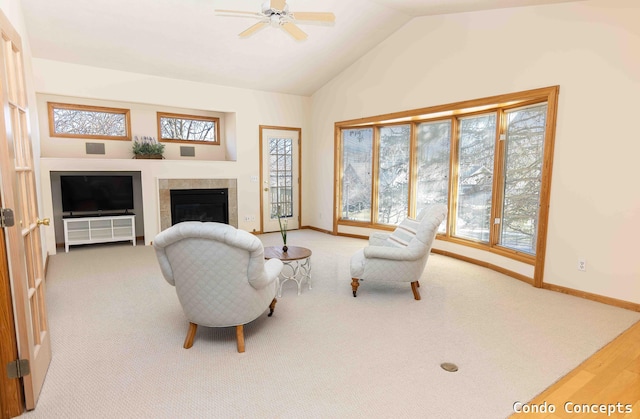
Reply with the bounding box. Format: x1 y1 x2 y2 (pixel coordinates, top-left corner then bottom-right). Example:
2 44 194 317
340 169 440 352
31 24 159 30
236 325 245 353
411 281 421 300
268 298 277 317
351 278 360 297
184 322 197 349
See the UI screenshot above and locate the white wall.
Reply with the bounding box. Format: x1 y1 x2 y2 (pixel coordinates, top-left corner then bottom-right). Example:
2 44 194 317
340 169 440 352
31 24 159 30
34 59 311 255
309 0 640 304
37 93 229 161
10 0 639 305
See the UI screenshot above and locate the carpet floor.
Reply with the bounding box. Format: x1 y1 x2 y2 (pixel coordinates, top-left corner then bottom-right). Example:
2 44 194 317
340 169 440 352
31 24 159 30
22 230 640 418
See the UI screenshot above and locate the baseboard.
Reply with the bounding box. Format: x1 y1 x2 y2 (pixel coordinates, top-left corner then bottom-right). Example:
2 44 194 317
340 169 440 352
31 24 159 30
430 248 534 285
336 232 368 240
542 283 640 312
300 225 334 235
295 224 640 312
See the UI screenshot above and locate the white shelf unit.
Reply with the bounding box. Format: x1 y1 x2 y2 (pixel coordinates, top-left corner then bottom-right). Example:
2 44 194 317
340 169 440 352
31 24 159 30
63 215 136 252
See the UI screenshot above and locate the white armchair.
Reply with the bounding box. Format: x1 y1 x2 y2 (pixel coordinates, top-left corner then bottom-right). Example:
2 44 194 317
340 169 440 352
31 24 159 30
350 204 447 300
153 221 283 352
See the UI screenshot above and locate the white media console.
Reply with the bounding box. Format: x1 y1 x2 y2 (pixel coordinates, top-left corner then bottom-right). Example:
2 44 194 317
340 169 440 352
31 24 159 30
63 214 136 252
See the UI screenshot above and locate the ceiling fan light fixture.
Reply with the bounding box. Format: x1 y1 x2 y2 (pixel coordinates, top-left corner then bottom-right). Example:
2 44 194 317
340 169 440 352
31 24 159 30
216 0 333 40
270 14 281 27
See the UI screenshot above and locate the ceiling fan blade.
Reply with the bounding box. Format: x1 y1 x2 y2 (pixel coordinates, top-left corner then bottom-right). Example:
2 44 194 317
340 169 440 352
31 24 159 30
239 22 269 38
291 12 335 22
270 0 286 11
281 22 307 41
215 9 263 18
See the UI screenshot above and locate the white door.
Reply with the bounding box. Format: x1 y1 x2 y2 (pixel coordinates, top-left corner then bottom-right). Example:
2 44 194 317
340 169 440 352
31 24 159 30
260 126 300 233
0 11 51 410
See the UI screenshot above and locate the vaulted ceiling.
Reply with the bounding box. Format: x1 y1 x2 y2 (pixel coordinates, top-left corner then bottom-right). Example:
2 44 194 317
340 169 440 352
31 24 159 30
20 0 581 95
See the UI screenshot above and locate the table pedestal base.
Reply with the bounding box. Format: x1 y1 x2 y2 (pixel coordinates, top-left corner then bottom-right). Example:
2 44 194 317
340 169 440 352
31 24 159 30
278 257 311 297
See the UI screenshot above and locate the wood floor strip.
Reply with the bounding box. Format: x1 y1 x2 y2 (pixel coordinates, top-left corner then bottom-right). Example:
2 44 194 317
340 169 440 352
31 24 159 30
509 320 640 419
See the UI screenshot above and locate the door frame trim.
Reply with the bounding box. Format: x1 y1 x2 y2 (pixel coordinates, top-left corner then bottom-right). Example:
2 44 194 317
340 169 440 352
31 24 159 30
258 125 302 234
0 200 24 418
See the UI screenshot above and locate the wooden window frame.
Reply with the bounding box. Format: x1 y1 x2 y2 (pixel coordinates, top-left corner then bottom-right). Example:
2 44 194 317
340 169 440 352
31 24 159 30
334 86 559 281
47 102 131 141
157 112 220 145
339 127 375 224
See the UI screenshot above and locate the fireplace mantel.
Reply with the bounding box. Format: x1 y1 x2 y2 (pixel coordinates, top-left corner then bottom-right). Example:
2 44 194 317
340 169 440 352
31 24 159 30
158 178 238 231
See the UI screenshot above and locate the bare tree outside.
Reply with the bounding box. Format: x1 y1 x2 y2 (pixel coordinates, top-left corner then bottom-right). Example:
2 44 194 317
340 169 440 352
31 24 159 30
337 100 549 258
341 128 373 221
455 114 497 242
377 124 411 224
500 104 547 254
52 108 126 137
159 114 217 142
416 120 451 232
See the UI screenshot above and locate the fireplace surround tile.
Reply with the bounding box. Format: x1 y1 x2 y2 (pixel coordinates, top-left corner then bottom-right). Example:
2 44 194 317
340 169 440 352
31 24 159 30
159 178 238 231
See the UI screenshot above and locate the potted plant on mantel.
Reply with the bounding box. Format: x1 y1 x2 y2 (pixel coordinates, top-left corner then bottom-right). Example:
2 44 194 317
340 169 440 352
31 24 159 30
132 136 165 159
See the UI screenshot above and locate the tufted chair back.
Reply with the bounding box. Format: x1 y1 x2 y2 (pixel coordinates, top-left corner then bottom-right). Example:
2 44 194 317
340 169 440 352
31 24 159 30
153 221 283 352
350 204 447 300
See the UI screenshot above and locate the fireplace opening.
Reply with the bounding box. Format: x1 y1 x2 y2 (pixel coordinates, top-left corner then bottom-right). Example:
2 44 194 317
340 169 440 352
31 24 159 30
170 188 229 225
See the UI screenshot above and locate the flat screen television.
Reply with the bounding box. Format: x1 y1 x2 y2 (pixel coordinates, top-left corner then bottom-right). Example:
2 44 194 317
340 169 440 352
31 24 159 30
61 175 134 214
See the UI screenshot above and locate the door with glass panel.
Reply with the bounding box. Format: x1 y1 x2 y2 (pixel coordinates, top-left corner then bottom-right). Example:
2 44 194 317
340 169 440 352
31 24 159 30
260 127 300 233
0 11 52 411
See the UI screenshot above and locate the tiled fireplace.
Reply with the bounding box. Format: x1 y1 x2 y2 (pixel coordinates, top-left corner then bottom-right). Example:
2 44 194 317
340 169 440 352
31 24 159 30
158 178 238 231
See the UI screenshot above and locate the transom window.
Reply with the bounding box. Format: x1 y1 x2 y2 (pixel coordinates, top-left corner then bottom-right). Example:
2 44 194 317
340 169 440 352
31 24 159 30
157 112 220 144
335 87 558 264
48 102 131 140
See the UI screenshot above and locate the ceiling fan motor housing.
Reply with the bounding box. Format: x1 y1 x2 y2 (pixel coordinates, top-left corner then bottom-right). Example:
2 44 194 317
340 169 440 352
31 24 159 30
217 1 334 41
262 2 289 16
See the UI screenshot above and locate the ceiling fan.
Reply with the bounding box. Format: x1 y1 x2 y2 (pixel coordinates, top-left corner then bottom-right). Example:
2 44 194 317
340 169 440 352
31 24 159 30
215 0 335 41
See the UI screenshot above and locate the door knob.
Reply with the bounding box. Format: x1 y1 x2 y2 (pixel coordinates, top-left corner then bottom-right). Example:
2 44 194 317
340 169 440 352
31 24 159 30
37 218 50 226
264 188 269 191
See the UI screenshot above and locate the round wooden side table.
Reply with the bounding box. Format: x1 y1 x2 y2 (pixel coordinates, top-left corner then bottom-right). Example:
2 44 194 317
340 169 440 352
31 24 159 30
264 246 312 297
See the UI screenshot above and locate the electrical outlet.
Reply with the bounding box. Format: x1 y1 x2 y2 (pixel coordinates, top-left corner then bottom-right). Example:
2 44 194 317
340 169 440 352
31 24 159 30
250 175 258 182
577 258 586 271
244 216 251 222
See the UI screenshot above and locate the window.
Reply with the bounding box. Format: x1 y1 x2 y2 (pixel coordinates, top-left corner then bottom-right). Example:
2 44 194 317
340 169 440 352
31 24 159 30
48 102 131 140
499 104 547 254
454 113 497 242
269 137 294 218
335 87 559 265
416 120 451 233
341 128 373 222
157 112 220 144
377 124 411 224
